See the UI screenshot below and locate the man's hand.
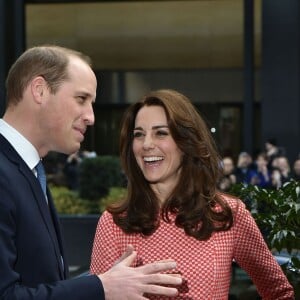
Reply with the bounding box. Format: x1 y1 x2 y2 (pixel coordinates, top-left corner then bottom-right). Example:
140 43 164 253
112 244 135 266
98 246 182 300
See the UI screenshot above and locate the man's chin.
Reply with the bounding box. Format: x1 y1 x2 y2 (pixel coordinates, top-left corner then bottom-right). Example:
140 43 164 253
62 144 81 155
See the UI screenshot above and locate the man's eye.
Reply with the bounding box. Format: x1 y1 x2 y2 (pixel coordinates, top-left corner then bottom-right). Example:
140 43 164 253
77 96 86 103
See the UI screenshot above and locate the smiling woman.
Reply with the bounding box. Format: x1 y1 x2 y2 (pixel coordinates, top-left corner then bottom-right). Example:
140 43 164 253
132 105 183 197
90 89 294 299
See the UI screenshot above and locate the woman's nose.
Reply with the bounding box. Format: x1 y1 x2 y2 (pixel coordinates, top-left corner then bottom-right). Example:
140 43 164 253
143 134 155 150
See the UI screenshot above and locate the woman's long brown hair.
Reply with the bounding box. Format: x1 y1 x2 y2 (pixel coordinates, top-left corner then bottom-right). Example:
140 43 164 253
108 89 233 240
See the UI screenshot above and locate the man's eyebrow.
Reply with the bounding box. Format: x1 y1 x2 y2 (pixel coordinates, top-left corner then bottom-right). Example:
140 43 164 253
79 91 92 97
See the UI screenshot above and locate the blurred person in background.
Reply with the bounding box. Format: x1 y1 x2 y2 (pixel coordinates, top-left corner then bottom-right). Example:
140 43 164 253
292 158 300 181
273 156 292 186
234 151 254 185
218 156 237 192
63 150 83 190
249 152 273 189
271 167 283 189
265 138 285 170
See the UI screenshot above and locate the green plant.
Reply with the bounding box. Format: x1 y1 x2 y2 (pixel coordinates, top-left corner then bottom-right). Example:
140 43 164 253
78 156 125 201
50 185 127 215
99 186 127 213
230 181 300 254
50 185 99 215
230 181 300 297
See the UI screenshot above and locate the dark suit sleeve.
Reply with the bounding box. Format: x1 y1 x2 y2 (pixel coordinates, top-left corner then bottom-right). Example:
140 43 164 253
0 191 105 300
0 155 105 300
1 275 104 300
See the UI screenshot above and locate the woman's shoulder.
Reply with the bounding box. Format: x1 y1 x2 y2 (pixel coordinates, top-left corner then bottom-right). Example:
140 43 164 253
218 192 247 214
98 210 116 227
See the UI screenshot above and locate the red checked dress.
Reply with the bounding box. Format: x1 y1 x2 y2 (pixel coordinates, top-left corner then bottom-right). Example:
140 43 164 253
90 196 294 299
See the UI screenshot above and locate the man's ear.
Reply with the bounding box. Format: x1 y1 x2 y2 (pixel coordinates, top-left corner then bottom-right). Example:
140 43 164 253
31 76 48 104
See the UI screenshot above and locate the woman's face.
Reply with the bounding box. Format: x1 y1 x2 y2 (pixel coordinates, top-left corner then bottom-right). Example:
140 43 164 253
132 105 183 197
256 155 267 168
222 157 234 175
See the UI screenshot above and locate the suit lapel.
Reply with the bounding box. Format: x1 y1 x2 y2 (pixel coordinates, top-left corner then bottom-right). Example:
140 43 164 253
0 135 66 279
20 164 66 279
47 192 69 278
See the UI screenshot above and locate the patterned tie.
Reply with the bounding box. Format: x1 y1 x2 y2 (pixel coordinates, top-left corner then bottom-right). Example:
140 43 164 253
36 160 47 200
36 160 64 268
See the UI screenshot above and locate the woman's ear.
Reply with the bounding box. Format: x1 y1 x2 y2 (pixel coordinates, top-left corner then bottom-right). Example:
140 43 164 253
31 76 48 104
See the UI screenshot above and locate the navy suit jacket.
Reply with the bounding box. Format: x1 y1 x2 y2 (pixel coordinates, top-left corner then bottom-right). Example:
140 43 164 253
0 134 104 299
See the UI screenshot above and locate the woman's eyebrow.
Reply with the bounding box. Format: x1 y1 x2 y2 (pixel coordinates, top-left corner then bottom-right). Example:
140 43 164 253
133 125 168 130
133 126 143 131
152 125 169 129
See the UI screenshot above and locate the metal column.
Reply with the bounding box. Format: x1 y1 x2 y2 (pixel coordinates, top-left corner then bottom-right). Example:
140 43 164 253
243 0 255 155
0 0 25 117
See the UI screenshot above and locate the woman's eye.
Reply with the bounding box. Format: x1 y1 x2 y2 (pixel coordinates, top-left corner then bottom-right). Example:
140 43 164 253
133 131 144 138
156 130 168 137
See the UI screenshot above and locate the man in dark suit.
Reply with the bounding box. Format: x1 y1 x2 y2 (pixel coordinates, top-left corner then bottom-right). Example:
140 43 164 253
0 45 181 300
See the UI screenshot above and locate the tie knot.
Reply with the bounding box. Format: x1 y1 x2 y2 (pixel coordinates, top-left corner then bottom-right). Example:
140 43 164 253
36 160 47 198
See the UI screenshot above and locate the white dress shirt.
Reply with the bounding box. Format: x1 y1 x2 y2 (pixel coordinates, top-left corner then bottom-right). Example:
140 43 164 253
0 119 41 171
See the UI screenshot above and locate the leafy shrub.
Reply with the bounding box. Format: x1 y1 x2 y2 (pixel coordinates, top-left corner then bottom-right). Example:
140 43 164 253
230 181 300 253
230 181 300 297
50 185 126 215
78 156 125 201
51 185 99 215
99 186 127 212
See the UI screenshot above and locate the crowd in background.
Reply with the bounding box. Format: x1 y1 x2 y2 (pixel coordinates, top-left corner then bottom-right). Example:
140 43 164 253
45 137 300 194
218 138 300 192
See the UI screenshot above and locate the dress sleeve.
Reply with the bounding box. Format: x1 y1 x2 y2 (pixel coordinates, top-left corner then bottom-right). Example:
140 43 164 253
90 211 121 274
232 200 294 300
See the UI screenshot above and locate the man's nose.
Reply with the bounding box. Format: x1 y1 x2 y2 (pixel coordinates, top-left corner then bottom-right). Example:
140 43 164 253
83 104 95 126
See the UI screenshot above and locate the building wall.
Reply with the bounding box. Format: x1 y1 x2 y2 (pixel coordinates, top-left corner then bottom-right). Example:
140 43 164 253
262 0 300 162
26 0 261 71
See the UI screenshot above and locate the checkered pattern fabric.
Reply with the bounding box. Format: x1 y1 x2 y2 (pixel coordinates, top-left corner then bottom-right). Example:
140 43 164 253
90 196 294 299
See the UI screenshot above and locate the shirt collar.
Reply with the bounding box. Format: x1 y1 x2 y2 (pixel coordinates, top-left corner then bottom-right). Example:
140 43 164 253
0 119 40 170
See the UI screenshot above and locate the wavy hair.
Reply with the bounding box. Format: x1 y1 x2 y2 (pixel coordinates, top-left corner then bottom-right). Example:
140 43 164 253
108 89 233 240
